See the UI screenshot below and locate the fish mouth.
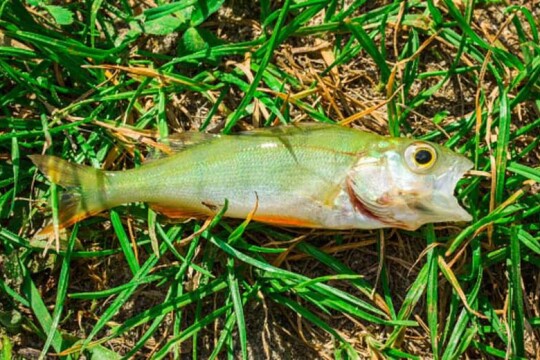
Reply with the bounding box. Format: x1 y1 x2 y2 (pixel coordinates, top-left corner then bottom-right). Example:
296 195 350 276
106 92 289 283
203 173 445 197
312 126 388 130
346 155 474 229
419 157 474 223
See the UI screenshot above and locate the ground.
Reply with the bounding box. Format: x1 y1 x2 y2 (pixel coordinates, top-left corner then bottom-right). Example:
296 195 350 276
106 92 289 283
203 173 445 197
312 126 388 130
0 0 539 359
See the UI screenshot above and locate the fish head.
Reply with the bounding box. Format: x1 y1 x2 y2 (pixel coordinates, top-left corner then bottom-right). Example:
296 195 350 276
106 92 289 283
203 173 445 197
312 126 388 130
348 138 473 230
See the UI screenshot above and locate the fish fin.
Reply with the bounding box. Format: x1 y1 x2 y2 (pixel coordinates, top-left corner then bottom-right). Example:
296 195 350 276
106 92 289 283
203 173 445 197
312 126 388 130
253 214 318 228
29 155 110 235
146 132 220 160
39 192 105 235
239 123 335 137
150 203 210 219
320 184 345 207
167 132 219 149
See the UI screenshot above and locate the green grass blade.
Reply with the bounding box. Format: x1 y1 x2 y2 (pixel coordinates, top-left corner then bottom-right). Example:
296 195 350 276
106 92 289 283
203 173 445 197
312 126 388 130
508 227 525 356
20 262 65 353
38 225 78 359
507 162 540 183
110 210 140 275
223 0 292 132
226 260 247 358
425 225 439 359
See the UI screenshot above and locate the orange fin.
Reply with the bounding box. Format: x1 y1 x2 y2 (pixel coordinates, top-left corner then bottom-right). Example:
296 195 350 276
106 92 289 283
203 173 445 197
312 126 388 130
38 193 105 236
150 204 209 219
29 155 109 236
253 215 318 228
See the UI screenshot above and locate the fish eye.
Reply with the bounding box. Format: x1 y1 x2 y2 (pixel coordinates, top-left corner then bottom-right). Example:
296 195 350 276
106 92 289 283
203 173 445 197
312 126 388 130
405 143 437 172
415 149 433 165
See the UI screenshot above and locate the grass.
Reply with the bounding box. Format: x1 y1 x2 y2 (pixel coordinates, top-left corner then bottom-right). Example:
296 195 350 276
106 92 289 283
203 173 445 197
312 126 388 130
1 0 539 358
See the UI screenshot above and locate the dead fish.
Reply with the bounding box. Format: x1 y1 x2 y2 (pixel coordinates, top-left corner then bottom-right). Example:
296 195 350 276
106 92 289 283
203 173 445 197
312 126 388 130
29 123 473 234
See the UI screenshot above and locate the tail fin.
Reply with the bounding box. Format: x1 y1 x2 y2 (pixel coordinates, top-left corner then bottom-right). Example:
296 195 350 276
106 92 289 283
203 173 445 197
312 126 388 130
29 155 110 235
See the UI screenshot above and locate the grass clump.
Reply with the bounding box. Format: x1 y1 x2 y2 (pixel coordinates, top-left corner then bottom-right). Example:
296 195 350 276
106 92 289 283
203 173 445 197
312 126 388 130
1 0 539 358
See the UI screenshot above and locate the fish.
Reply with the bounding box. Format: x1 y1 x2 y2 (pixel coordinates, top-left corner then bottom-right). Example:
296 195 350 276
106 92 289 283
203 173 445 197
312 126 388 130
29 123 473 235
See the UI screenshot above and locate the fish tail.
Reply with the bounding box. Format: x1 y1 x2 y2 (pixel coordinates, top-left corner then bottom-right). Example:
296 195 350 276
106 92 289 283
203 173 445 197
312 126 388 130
29 155 111 235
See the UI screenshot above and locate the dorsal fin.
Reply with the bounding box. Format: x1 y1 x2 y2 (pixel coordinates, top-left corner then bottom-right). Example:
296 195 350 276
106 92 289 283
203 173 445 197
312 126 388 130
146 132 221 161
167 132 220 149
238 122 335 137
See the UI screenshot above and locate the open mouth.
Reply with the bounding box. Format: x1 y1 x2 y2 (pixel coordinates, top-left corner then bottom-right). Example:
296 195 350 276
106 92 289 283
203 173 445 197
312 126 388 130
347 155 474 229
428 158 474 222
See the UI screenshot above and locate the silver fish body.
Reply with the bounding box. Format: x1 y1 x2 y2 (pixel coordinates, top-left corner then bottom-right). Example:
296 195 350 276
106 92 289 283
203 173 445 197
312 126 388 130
30 123 473 233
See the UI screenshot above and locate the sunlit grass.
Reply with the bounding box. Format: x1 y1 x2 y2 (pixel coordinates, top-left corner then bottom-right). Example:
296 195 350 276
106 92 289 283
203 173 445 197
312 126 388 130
1 0 539 359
